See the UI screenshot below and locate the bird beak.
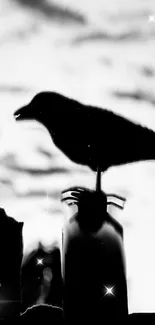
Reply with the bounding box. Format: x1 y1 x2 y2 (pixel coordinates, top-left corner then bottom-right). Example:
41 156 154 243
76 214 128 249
14 105 29 121
14 112 21 120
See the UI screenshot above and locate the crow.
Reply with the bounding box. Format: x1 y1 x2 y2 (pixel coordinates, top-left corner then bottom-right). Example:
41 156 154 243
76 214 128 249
14 91 155 172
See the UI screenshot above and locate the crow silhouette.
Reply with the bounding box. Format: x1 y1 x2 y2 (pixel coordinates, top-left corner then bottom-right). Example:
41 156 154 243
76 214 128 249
14 91 155 171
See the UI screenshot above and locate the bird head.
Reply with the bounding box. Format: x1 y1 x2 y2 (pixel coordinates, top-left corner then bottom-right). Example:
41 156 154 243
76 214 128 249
14 91 106 171
14 91 83 128
14 91 73 142
14 92 58 122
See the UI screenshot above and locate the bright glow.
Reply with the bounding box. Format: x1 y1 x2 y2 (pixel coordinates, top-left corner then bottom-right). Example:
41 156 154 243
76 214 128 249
104 285 115 296
37 258 43 266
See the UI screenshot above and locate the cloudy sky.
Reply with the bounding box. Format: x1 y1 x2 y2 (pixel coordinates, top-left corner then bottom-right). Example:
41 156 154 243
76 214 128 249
1 0 155 314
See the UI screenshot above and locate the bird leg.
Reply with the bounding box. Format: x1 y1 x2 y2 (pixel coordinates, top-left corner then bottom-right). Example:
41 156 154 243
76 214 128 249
96 166 102 192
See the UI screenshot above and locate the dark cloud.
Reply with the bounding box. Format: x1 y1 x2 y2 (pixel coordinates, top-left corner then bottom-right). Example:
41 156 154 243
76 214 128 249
16 189 61 201
16 190 49 197
112 89 155 106
0 153 86 177
37 147 53 159
141 66 155 78
71 30 146 45
14 0 86 24
0 85 30 93
6 164 70 175
0 154 68 175
0 179 13 186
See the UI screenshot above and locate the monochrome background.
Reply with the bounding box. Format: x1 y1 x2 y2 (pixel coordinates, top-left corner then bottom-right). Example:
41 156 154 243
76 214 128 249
0 0 155 313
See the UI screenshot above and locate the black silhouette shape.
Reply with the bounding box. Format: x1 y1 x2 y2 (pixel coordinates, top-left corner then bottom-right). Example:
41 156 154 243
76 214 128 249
61 187 128 324
14 91 155 171
20 303 63 322
0 208 23 320
61 186 125 233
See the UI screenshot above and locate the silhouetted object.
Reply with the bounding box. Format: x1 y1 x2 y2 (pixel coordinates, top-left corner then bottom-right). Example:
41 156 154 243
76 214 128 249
20 304 63 322
0 208 23 320
61 186 128 324
21 242 63 313
127 313 155 323
14 91 155 171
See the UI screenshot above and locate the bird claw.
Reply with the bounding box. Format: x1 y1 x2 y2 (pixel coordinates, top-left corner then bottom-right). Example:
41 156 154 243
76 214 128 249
61 187 126 210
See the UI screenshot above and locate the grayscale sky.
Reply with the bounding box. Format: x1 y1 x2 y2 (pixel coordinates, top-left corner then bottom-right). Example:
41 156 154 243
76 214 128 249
0 0 155 313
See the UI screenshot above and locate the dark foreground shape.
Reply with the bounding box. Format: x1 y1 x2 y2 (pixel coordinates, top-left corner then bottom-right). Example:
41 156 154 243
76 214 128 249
21 242 63 312
14 91 155 171
0 208 23 321
20 304 63 322
61 187 128 324
126 313 155 325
